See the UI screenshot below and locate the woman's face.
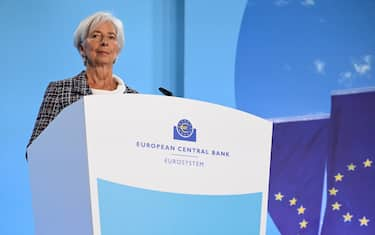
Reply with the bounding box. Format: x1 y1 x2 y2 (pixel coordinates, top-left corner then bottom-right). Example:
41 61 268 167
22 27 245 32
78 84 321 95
80 21 120 67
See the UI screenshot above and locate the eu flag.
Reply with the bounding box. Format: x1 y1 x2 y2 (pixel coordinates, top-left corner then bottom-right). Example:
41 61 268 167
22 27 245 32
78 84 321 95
268 117 329 235
321 89 375 235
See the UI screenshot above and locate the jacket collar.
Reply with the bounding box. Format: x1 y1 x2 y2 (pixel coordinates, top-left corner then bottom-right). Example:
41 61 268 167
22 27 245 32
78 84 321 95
71 70 134 95
71 71 92 96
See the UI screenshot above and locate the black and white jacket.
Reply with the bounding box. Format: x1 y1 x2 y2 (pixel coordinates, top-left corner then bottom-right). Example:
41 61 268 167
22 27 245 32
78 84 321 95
27 71 138 148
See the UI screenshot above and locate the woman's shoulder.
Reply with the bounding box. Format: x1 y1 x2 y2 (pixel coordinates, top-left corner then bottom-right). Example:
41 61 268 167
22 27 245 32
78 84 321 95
50 71 86 86
46 71 90 96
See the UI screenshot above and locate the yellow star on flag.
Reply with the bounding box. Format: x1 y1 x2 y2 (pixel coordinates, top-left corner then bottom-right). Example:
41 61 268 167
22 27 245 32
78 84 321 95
275 192 284 201
299 219 308 229
329 187 339 196
363 158 373 168
332 201 342 211
289 197 297 206
334 173 344 182
359 216 370 226
343 212 353 222
297 205 306 215
347 163 356 171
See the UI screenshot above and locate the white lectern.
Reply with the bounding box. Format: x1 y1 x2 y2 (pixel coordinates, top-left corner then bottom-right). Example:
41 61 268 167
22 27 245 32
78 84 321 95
28 95 272 235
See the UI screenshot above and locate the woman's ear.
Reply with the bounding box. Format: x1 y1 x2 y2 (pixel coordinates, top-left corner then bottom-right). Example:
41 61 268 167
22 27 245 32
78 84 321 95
79 43 88 66
79 44 85 57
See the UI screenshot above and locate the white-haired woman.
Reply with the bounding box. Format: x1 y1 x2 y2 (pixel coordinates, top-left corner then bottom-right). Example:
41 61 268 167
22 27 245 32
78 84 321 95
27 12 137 149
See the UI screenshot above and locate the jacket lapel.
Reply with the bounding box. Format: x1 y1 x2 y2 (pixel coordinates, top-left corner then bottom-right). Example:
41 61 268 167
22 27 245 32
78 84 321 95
71 71 92 96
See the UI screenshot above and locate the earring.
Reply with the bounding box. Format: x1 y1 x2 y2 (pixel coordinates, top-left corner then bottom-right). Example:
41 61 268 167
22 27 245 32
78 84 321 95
82 55 88 66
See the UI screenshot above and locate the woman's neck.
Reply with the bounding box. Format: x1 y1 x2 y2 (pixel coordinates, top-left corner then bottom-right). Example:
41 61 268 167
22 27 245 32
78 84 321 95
86 65 117 90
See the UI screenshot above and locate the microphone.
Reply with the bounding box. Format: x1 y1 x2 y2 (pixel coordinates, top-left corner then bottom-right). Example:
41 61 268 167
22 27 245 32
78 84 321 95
158 87 173 96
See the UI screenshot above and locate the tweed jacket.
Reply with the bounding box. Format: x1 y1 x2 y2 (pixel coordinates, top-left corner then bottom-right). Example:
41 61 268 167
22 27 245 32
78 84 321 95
27 71 138 148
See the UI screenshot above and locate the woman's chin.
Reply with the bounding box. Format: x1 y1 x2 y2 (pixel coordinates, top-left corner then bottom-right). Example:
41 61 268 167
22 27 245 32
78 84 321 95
89 60 114 67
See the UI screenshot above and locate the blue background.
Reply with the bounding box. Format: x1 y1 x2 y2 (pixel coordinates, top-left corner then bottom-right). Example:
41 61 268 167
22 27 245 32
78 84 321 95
1 0 374 234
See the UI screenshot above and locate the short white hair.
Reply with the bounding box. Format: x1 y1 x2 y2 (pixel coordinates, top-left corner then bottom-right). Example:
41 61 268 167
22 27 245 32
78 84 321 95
73 12 125 54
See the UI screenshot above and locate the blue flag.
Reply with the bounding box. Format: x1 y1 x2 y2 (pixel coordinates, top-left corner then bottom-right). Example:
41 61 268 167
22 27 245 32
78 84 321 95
321 89 375 234
268 117 329 235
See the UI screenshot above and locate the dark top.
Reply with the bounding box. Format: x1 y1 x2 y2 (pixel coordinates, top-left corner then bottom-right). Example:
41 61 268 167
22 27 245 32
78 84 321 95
27 71 138 148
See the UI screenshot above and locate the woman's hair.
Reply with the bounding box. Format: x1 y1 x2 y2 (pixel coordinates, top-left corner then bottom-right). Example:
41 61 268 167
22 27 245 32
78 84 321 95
73 11 125 54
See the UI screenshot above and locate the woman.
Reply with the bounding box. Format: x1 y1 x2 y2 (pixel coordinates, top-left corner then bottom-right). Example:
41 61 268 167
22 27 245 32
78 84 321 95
27 12 137 148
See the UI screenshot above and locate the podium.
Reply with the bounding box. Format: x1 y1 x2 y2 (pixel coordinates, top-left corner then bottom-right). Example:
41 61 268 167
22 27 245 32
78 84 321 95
27 95 272 235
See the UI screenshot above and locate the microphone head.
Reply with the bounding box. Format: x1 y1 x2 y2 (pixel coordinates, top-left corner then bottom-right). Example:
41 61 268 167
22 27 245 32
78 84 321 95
158 87 173 96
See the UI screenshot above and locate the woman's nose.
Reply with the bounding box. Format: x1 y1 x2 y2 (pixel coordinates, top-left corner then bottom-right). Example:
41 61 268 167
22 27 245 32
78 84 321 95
100 36 109 46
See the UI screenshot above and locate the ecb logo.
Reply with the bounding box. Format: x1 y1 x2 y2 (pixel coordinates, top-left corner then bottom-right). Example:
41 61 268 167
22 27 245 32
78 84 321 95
173 119 197 142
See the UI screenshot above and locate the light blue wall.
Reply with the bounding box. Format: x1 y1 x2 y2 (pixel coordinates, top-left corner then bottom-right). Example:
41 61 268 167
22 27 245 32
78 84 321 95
151 1 185 96
184 0 248 108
